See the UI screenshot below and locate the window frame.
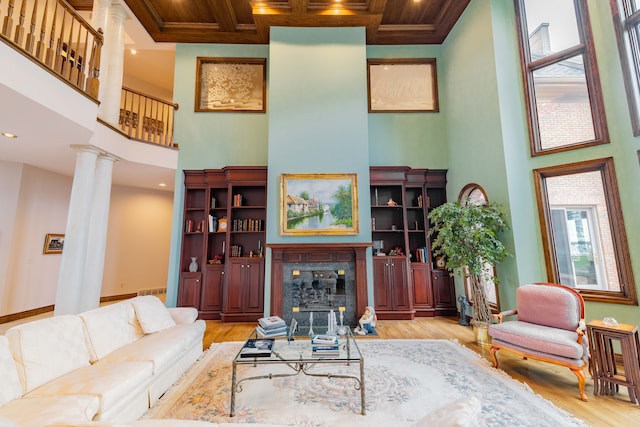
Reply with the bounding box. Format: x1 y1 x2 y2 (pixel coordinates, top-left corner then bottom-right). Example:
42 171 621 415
533 157 637 305
610 0 640 136
514 0 609 156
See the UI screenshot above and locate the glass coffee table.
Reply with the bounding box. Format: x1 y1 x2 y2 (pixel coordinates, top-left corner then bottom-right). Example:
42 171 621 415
230 327 365 416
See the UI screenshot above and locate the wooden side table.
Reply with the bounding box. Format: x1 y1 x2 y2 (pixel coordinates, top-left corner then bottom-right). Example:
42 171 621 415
587 320 640 404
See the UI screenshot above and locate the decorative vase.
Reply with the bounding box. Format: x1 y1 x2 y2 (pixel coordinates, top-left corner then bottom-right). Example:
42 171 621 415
189 257 198 272
473 324 492 347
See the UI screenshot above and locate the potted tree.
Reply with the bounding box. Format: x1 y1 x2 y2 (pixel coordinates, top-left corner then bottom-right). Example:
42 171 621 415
428 199 510 345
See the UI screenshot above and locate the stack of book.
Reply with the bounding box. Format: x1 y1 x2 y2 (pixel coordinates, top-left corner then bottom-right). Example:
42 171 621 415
239 339 274 358
311 334 340 357
256 316 287 338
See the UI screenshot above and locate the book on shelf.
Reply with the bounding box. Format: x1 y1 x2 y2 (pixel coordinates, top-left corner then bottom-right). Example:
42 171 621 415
240 339 274 358
258 315 286 330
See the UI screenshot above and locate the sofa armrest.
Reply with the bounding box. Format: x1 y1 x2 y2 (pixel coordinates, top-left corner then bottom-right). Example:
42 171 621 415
167 307 199 324
493 309 517 324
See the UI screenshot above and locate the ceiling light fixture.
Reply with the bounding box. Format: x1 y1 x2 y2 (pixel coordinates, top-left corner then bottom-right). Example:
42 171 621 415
130 49 137 55
159 183 167 187
1 132 17 138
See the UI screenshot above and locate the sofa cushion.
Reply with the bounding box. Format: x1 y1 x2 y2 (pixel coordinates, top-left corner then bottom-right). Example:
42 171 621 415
100 321 205 374
489 320 584 360
131 296 176 334
0 395 100 427
0 336 22 405
27 361 153 414
80 301 144 363
516 284 581 330
6 315 91 393
167 307 198 325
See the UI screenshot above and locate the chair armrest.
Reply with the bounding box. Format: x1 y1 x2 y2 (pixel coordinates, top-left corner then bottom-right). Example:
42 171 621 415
493 309 517 324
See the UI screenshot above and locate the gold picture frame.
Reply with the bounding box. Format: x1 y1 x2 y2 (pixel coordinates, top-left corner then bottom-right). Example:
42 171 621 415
43 233 64 254
367 58 439 113
195 57 266 112
281 173 359 236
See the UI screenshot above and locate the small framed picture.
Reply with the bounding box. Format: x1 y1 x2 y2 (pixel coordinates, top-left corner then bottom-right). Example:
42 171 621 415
43 233 64 254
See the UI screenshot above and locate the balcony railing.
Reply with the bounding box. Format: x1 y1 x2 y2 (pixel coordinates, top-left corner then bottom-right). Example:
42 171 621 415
119 87 178 147
1 0 103 99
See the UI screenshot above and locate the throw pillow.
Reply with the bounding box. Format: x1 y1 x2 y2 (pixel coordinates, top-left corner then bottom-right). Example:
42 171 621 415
131 296 176 334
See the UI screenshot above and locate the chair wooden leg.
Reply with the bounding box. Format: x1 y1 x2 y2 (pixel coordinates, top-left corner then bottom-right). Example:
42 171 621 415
490 345 500 368
571 366 588 401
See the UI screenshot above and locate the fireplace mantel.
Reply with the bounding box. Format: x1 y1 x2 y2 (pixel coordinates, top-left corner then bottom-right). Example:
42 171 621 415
267 243 371 318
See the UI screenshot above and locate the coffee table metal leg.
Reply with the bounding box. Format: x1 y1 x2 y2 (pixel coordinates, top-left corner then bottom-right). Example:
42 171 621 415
230 360 237 417
360 358 366 415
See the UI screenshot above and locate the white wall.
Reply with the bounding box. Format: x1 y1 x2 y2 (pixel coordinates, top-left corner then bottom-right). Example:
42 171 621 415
102 185 174 296
0 164 174 316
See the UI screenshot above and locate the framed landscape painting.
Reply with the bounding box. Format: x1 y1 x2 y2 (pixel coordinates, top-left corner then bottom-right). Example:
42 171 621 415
195 57 266 112
281 173 359 235
367 58 439 113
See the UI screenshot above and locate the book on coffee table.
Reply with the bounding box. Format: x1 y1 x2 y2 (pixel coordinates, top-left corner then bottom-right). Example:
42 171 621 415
240 339 274 358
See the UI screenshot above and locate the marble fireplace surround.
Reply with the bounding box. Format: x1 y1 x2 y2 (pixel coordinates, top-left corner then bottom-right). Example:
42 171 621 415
268 243 370 326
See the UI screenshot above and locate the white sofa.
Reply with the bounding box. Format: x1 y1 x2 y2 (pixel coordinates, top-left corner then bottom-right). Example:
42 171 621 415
0 296 206 427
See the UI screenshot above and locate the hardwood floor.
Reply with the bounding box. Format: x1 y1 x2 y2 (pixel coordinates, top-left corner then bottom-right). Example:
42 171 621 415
204 316 640 427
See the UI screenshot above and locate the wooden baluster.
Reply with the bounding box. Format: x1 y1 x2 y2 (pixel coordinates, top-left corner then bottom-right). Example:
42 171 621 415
77 30 89 89
84 28 102 99
2 0 15 38
35 0 48 61
12 0 25 46
69 21 82 86
45 1 57 68
54 6 66 74
24 0 37 54
62 17 75 80
136 91 142 139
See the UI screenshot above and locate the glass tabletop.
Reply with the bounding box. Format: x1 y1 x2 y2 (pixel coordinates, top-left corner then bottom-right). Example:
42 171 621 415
234 326 363 364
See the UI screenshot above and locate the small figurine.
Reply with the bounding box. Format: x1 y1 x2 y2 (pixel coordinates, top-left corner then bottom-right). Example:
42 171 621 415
387 198 398 206
354 306 377 335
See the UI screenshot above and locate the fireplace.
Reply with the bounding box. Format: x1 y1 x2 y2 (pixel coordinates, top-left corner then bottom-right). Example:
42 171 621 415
268 243 370 328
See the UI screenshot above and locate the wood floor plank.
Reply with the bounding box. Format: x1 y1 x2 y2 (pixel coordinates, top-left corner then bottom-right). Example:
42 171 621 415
204 316 640 427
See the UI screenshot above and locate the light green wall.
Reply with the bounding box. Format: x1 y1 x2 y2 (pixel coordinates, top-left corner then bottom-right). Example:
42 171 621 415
167 1 640 324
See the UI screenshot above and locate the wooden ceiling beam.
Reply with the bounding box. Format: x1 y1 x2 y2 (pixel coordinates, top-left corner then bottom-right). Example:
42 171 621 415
210 0 238 32
289 0 309 14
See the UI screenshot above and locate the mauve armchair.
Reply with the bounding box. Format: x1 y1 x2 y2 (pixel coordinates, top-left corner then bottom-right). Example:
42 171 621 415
488 282 589 401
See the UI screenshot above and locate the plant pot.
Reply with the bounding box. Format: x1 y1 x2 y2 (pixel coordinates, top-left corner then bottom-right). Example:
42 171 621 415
473 324 492 347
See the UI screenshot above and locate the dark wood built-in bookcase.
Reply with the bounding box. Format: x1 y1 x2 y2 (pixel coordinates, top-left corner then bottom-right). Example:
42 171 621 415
178 167 267 321
369 166 455 320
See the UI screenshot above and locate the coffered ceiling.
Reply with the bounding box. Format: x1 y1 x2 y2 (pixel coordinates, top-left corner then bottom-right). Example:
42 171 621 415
72 0 470 45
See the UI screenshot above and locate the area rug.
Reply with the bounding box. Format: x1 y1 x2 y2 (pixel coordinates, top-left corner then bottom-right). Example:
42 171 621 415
142 339 588 427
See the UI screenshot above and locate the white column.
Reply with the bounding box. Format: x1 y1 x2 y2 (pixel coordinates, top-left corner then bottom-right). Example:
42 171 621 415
54 146 101 315
79 153 119 312
92 0 111 108
99 4 128 125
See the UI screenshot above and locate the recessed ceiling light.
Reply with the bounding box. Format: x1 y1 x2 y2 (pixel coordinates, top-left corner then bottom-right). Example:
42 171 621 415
130 49 137 55
1 132 17 138
159 183 167 187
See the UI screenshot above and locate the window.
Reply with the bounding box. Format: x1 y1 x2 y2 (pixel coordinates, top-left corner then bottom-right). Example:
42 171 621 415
458 184 500 312
533 158 637 304
610 0 640 136
515 0 609 155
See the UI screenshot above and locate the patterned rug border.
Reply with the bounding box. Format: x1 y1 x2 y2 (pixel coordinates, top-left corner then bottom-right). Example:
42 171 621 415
143 339 588 426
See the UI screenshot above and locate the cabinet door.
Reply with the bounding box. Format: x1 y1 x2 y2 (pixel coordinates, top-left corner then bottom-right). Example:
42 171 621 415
389 257 410 310
372 257 392 312
433 269 455 309
412 263 433 309
225 260 245 313
178 273 201 309
201 265 224 313
243 258 265 313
